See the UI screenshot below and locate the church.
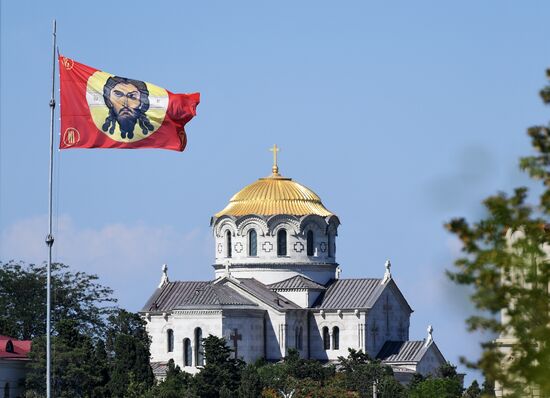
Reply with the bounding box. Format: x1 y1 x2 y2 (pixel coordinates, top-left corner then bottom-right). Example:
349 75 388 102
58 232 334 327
140 148 447 382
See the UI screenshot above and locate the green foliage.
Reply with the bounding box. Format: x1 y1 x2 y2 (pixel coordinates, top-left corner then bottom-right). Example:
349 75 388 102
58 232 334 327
25 311 154 398
192 335 244 398
480 379 495 397
283 348 335 383
238 365 263 398
408 373 425 390
25 319 108 398
376 376 408 398
463 380 481 398
106 309 154 397
0 261 116 340
145 360 194 398
409 377 463 398
337 349 395 398
446 68 550 395
0 261 154 398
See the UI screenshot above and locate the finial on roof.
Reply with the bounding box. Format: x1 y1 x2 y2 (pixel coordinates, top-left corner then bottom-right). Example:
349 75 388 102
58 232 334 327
158 264 169 288
381 259 392 284
269 144 280 176
425 324 434 347
224 260 231 277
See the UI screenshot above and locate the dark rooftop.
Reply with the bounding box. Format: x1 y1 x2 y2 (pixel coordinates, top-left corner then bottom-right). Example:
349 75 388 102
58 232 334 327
268 275 326 290
141 280 256 312
376 340 427 363
312 278 383 309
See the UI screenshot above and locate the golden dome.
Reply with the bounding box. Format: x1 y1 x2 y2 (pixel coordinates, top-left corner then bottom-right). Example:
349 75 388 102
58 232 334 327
214 172 334 218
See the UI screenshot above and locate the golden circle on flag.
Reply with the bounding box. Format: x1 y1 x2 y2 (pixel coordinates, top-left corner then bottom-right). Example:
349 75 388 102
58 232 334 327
86 71 168 143
63 127 81 147
61 57 74 70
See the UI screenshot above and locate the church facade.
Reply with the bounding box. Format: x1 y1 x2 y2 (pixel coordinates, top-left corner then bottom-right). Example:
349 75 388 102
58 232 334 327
141 155 447 381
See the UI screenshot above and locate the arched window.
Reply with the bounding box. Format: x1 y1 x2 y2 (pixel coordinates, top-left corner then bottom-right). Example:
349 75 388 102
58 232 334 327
328 232 334 258
322 326 330 350
248 229 257 256
226 230 232 258
4 382 9 398
167 329 174 352
332 326 340 350
194 327 204 366
307 230 314 256
183 338 192 366
277 229 287 256
5 340 13 353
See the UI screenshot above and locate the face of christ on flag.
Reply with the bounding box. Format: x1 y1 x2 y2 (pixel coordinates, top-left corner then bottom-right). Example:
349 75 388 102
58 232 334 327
86 72 169 142
60 55 199 151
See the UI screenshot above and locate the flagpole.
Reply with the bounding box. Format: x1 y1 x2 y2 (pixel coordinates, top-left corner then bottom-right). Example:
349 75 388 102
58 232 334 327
45 19 57 398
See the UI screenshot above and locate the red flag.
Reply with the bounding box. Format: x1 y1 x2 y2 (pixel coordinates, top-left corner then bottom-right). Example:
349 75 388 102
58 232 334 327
59 56 199 151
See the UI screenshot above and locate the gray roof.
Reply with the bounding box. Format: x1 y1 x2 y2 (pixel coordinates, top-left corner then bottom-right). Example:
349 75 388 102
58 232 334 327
312 278 383 309
236 278 301 310
150 362 168 378
141 281 256 311
268 275 326 290
376 340 427 363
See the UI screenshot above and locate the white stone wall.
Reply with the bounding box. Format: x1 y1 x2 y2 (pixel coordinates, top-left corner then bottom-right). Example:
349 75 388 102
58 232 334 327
215 264 337 286
284 310 309 357
146 310 223 372
365 286 410 357
273 290 308 308
221 309 265 363
309 310 367 361
416 345 446 376
212 215 339 285
270 289 323 308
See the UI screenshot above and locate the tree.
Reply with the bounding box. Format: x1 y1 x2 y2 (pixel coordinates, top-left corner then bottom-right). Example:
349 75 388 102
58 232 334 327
0 261 155 397
144 359 194 398
337 348 395 398
283 348 335 384
0 261 116 340
376 376 408 398
192 335 244 398
25 319 108 397
106 309 154 397
238 364 263 398
446 68 550 395
463 380 482 398
409 378 462 398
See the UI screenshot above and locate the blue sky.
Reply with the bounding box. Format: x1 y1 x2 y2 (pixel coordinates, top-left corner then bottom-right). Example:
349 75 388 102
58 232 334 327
1 0 549 384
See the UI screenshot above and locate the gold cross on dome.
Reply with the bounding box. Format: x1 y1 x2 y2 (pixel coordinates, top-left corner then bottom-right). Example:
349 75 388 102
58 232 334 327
269 144 280 175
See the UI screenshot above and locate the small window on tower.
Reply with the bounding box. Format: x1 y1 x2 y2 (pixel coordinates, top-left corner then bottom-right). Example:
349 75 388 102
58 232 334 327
248 229 257 256
277 229 287 256
328 232 334 258
322 327 330 350
307 230 314 256
195 327 204 366
167 329 174 353
226 230 232 258
332 326 340 350
183 338 192 366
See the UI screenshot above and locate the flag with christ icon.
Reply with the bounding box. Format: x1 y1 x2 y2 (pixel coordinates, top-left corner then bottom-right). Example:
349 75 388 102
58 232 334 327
59 55 200 151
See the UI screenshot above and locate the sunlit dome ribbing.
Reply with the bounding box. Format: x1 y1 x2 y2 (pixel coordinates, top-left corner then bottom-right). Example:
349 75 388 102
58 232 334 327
214 145 334 217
